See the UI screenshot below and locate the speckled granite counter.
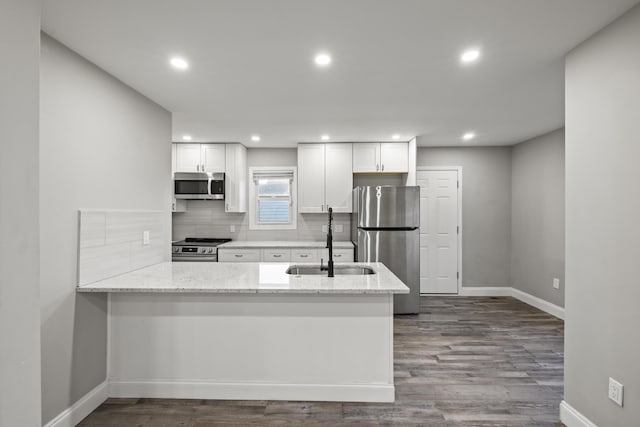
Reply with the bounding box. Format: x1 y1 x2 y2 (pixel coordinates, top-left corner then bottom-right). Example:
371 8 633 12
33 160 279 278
76 261 409 294
217 240 354 249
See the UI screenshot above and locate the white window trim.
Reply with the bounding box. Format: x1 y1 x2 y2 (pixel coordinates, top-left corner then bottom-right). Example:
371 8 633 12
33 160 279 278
249 166 297 230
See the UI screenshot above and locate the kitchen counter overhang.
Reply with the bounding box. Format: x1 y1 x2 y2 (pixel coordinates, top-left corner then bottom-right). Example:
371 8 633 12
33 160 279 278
76 261 409 294
78 261 406 403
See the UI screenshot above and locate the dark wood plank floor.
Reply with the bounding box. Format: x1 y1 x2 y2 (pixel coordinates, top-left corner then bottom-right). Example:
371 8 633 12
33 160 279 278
80 296 565 426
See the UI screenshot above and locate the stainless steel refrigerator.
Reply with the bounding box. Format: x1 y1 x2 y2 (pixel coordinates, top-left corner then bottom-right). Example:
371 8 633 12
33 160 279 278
351 186 420 314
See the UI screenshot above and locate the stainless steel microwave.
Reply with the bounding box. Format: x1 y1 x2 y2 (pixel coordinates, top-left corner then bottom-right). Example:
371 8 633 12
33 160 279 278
174 172 224 200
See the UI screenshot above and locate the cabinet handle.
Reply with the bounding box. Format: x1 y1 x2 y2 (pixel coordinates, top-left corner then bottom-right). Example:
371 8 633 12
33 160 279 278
196 164 200 172
273 254 282 258
382 164 384 172
300 254 309 258
376 164 379 171
201 164 205 172
226 203 229 211
335 254 342 258
234 254 243 258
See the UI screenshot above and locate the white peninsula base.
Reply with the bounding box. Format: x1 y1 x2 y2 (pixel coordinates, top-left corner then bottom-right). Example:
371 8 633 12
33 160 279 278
108 292 395 402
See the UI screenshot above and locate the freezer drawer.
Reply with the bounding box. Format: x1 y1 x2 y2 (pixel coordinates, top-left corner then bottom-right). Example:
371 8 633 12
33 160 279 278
356 229 420 314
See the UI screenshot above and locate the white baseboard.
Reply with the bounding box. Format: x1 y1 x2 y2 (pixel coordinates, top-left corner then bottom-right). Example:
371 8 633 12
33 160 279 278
43 381 108 427
560 400 598 427
109 380 395 403
459 286 512 297
511 287 565 320
455 286 565 319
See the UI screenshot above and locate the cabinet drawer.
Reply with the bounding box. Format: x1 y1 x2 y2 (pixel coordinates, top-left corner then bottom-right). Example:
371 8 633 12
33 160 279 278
320 248 354 262
261 249 291 262
218 249 260 262
291 249 319 262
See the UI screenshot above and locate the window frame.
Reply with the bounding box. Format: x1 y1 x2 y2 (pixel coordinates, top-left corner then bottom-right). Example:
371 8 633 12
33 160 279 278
249 166 297 230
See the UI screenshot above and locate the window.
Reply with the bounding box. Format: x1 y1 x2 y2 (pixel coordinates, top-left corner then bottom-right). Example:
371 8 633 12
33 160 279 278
249 167 297 230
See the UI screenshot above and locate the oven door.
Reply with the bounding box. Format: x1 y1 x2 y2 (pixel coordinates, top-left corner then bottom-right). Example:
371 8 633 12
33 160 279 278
174 172 212 200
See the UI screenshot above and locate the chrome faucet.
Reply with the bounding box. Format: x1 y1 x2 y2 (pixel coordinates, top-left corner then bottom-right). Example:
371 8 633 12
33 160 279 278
320 207 334 277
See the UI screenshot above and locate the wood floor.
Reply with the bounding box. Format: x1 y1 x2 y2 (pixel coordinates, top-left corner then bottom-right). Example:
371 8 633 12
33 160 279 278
80 296 565 426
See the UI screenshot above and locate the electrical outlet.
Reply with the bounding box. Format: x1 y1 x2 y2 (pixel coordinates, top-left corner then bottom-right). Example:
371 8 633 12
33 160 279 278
143 230 150 245
553 278 560 289
336 224 344 233
230 225 235 233
608 377 624 406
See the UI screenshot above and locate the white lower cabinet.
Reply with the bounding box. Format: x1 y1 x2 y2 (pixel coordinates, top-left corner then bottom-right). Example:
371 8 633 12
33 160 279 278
291 248 319 263
320 248 354 262
261 249 291 262
218 249 260 262
219 246 354 263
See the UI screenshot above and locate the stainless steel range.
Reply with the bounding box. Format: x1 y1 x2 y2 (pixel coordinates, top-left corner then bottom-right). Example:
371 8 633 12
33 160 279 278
171 238 232 262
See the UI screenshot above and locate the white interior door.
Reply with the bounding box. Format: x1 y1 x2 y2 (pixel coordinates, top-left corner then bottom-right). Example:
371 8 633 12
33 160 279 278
418 170 459 294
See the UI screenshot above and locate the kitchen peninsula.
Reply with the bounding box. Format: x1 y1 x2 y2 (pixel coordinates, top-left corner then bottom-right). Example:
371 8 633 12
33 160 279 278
78 261 409 403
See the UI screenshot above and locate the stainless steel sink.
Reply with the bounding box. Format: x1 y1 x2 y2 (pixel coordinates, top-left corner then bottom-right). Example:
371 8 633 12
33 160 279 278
285 265 376 276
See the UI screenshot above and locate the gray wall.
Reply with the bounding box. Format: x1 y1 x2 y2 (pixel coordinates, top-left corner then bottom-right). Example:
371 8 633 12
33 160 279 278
0 1 42 425
416 146 512 286
565 3 640 425
511 129 565 307
39 35 172 424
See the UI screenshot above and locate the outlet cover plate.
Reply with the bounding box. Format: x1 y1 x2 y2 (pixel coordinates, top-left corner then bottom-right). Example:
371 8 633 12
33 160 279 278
608 377 624 406
553 278 560 289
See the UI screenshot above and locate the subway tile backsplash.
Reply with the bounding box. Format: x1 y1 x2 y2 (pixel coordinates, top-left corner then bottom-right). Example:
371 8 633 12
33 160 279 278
172 200 351 242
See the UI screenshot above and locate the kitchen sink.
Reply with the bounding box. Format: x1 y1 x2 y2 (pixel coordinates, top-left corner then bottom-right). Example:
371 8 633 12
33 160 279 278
285 265 376 276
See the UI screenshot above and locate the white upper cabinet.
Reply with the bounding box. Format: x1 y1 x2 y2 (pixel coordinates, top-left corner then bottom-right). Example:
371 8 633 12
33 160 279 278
324 143 353 212
352 143 380 173
201 144 226 172
352 142 408 173
298 143 352 213
175 144 202 172
224 143 247 213
175 143 226 173
298 144 326 213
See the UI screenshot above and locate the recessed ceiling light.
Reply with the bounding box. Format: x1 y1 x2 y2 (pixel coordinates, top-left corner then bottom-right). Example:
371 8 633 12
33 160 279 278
460 49 480 64
392 134 400 140
462 132 476 141
314 53 332 67
182 134 192 141
251 135 261 142
321 134 330 141
170 57 189 70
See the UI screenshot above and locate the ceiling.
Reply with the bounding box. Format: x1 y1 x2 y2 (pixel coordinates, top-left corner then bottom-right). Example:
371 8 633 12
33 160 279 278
42 0 639 147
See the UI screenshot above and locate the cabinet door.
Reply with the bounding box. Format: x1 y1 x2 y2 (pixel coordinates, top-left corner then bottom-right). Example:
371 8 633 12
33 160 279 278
298 144 326 213
380 142 408 173
225 144 247 213
325 143 353 213
291 248 319 262
261 249 291 262
171 144 177 176
175 144 202 172
218 249 260 262
201 144 226 172
352 143 380 173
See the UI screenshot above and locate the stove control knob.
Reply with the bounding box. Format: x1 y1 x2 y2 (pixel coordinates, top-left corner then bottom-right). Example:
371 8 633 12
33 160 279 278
199 248 206 254
172 247 179 253
207 248 213 254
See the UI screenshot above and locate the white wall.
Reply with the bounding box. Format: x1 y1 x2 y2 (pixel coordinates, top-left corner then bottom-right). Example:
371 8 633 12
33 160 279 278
565 3 640 425
511 129 565 307
416 146 512 287
39 34 172 424
0 1 42 426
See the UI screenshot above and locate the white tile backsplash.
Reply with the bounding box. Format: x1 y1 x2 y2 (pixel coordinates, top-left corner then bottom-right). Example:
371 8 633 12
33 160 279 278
78 210 166 285
172 200 351 242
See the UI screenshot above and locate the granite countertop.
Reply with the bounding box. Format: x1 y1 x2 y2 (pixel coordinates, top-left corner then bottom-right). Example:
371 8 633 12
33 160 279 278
76 261 408 294
217 241 354 249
